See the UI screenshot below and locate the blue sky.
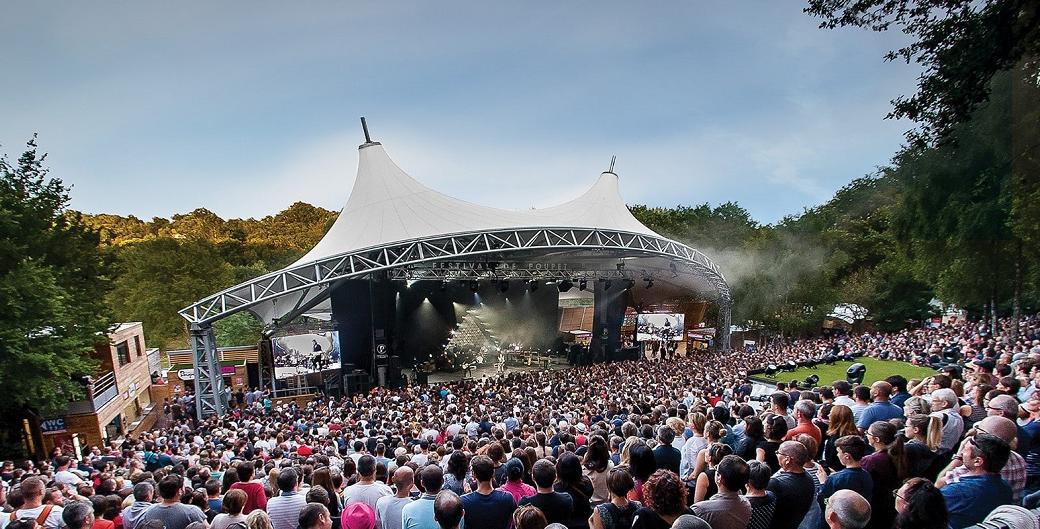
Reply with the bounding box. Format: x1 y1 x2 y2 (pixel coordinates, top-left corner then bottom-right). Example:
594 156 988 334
0 2 918 224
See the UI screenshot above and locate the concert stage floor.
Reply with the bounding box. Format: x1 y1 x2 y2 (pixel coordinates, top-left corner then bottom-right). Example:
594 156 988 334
404 357 572 384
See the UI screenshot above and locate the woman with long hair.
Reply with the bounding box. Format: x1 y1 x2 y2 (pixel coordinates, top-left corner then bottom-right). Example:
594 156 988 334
893 477 949 529
555 452 595 529
822 405 858 471
626 441 657 503
736 417 765 462
589 468 641 529
442 451 468 495
903 414 942 478
582 435 614 505
692 443 732 503
862 421 908 529
310 467 341 529
689 421 725 481
756 414 789 474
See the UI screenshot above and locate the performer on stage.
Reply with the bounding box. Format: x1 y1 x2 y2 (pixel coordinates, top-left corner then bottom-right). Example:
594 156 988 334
496 352 506 374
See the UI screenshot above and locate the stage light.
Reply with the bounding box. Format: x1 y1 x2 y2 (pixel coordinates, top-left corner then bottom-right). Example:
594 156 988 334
846 363 867 384
469 281 479 292
528 280 539 292
604 279 612 290
578 279 587 291
558 280 573 293
438 281 447 292
498 280 509 292
644 278 654 289
624 279 635 290
765 364 779 377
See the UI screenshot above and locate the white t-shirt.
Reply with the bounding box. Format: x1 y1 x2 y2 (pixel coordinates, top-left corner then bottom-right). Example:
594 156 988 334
1 505 66 529
54 470 84 486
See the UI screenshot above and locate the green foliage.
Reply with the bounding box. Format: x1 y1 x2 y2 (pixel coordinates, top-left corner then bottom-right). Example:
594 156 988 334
0 137 112 415
805 0 1040 146
214 312 264 348
107 238 236 350
91 203 335 349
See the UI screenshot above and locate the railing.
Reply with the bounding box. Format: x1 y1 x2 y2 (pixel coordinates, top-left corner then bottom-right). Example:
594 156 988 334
91 371 118 410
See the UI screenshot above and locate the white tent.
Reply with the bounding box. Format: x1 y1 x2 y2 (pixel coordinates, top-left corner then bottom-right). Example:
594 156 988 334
293 142 659 267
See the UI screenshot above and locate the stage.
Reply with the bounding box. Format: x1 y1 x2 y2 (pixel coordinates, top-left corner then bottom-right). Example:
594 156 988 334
181 127 733 418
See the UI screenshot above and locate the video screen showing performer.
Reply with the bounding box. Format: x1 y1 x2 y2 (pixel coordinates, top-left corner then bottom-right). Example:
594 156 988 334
271 331 341 379
635 313 685 342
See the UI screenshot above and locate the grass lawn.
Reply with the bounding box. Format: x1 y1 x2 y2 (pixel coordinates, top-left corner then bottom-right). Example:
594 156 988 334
752 357 938 387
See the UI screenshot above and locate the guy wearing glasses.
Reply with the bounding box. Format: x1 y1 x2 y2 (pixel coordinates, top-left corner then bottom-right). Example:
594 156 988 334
939 433 1012 529
765 441 814 529
987 394 1031 455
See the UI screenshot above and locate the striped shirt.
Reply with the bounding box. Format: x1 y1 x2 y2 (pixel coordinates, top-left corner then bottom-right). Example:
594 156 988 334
266 491 307 529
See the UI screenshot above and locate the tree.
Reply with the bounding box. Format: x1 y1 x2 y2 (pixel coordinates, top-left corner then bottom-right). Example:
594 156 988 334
214 312 265 348
0 137 113 416
107 238 236 350
805 0 1040 146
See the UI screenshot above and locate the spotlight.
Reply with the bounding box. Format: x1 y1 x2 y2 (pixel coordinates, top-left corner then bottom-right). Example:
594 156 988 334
558 280 573 293
528 280 539 292
782 361 797 372
578 279 587 291
624 279 635 290
469 281 479 292
765 364 779 377
846 363 866 384
644 278 654 289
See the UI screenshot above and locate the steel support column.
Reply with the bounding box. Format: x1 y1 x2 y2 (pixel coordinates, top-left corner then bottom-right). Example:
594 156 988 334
190 323 226 420
717 290 733 352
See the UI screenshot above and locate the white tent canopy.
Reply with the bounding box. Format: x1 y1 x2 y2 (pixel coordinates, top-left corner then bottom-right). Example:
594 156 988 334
293 142 659 267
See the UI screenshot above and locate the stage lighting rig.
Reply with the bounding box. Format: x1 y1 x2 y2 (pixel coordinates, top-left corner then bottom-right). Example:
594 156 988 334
578 279 587 291
846 363 866 384
803 374 820 388
558 279 573 293
528 280 539 292
765 364 779 377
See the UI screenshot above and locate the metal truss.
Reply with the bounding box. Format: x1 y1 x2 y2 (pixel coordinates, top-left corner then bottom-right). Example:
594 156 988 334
190 324 226 419
181 227 730 324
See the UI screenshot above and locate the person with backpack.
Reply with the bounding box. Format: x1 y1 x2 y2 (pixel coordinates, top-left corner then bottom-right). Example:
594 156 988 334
5 478 66 529
588 468 640 529
210 490 247 529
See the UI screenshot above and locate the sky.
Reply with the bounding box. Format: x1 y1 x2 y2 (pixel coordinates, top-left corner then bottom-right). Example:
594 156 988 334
0 2 919 224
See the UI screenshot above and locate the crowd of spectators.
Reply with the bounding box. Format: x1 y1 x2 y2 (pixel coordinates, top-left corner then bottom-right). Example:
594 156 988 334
2 315 1040 529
